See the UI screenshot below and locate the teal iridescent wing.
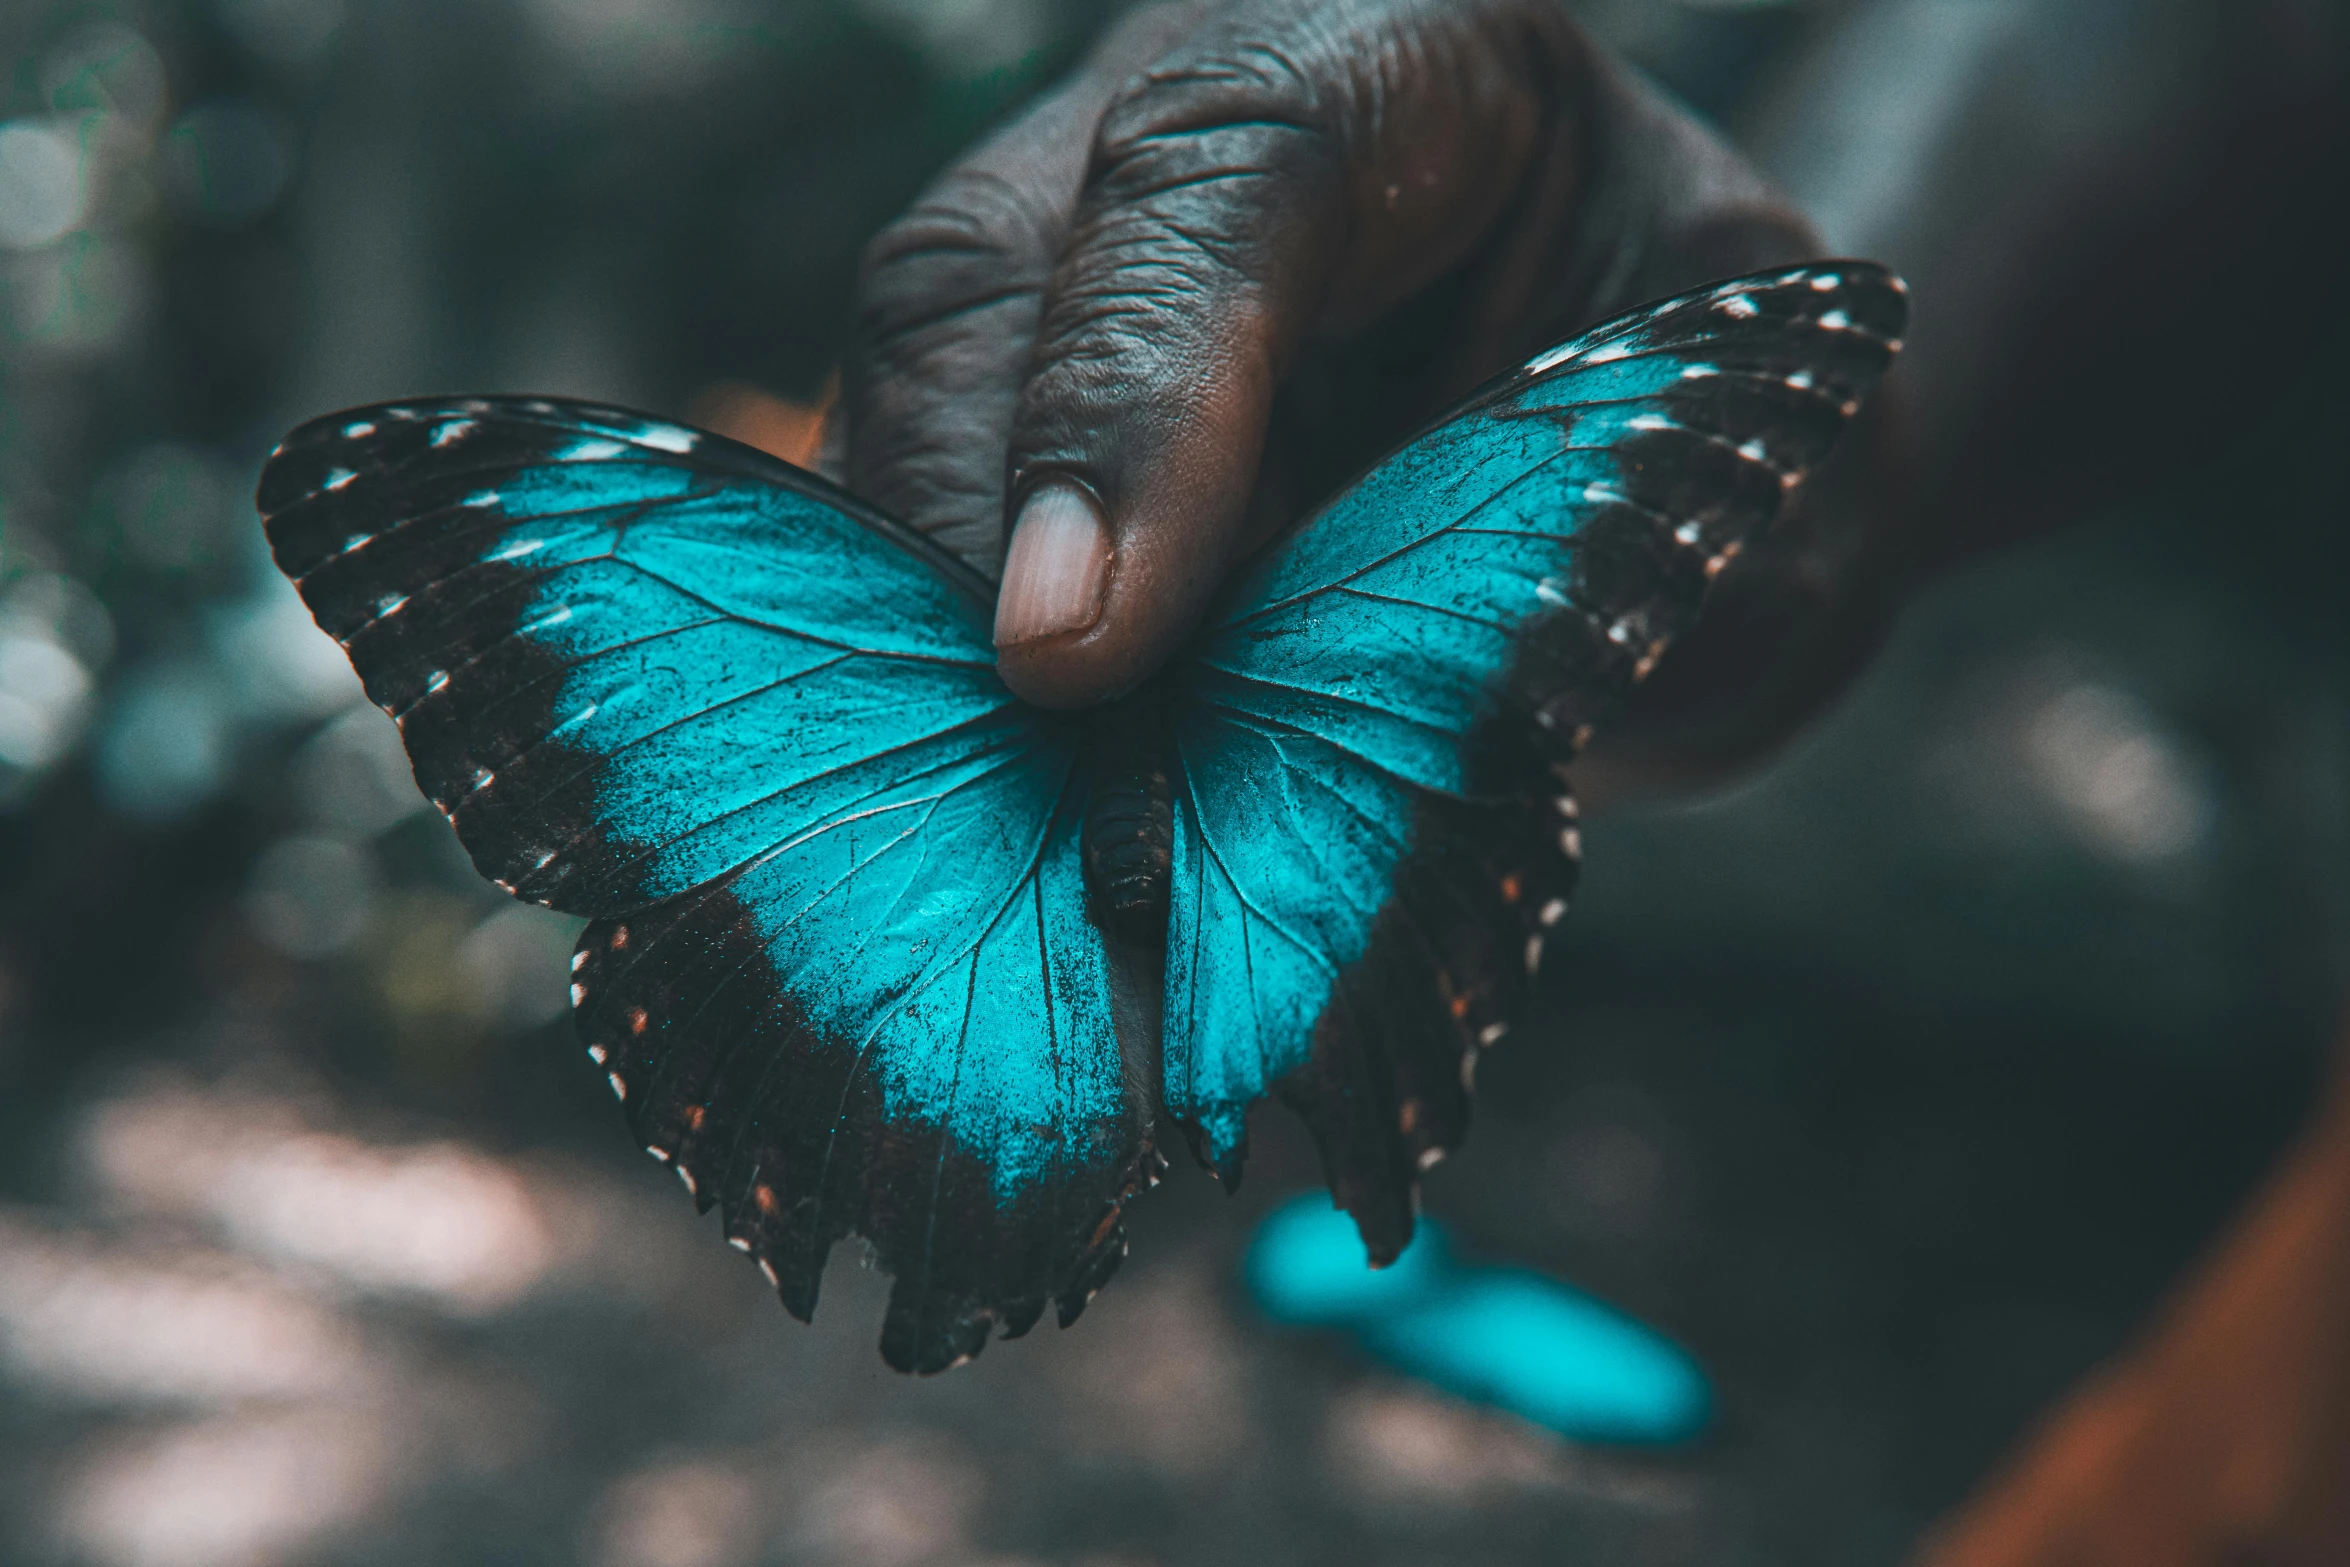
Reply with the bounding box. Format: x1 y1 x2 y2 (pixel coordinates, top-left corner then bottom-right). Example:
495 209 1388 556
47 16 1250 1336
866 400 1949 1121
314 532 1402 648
257 402 1146 1371
252 264 1905 1369
1161 264 1907 1256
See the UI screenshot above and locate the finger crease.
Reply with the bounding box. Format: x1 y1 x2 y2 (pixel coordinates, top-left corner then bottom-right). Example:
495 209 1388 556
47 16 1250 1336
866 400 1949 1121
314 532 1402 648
1102 165 1281 208
865 282 1043 349
1114 115 1323 150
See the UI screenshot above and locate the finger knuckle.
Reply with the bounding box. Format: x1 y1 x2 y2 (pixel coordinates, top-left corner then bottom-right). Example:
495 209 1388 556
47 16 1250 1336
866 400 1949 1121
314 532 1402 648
1091 40 1340 200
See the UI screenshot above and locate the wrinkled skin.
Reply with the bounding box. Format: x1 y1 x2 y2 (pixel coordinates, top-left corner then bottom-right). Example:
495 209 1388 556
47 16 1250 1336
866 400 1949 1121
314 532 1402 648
829 0 1873 797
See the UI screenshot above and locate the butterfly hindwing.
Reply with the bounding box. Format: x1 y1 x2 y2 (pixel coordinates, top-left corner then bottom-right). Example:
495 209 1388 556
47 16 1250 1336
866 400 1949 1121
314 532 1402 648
1163 264 1907 1253
258 400 1148 1370
567 728 1134 1369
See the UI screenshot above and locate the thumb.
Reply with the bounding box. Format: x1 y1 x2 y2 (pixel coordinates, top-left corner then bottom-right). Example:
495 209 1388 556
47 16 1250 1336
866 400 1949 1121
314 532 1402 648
990 0 1554 708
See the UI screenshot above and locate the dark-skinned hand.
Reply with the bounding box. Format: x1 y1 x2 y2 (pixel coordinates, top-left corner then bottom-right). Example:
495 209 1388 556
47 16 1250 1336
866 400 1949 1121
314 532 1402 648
833 0 1878 796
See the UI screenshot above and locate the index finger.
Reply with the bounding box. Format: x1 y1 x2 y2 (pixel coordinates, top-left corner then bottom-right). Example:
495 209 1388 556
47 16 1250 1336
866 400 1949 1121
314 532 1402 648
840 3 1207 574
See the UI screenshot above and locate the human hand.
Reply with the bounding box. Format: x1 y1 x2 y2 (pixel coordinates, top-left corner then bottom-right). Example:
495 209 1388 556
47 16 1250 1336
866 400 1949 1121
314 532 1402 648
835 0 1826 713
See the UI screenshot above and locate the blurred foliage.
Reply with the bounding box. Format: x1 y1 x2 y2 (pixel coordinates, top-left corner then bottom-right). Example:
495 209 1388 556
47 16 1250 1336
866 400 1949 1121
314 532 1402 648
0 0 1106 1078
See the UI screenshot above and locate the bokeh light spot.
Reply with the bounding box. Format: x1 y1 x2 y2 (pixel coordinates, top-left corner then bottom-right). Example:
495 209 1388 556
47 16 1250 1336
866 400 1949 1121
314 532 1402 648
293 705 426 836
95 659 235 821
245 834 379 958
2021 681 2217 862
0 120 88 250
0 1217 378 1407
162 101 293 228
55 1406 395 1567
3 231 149 352
595 1459 763 1567
84 1079 558 1314
460 904 588 1029
208 578 365 722
40 24 168 129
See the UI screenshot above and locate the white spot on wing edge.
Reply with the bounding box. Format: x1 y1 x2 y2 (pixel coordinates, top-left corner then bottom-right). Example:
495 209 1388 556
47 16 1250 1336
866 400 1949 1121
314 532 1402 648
1718 294 1759 319
1524 934 1545 974
324 468 357 491
586 1043 607 1063
1818 309 1852 331
646 1146 670 1163
569 982 585 1007
1539 897 1569 926
342 421 375 438
608 1073 628 1100
429 419 476 448
1477 1021 1510 1047
572 950 589 972
631 423 698 454
1809 273 1841 291
758 1258 779 1287
1627 413 1674 432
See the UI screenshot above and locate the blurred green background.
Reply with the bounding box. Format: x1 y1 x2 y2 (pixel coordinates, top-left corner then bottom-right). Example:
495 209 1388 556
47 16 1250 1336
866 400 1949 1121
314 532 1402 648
0 0 2344 1563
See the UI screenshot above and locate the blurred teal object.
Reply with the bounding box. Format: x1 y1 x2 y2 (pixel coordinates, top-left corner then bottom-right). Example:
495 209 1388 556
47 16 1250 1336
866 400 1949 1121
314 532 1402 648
1244 1191 1454 1318
1245 1194 1711 1444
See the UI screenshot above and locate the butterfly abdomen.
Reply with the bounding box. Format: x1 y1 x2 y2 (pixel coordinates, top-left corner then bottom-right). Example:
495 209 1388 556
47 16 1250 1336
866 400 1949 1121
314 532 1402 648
1083 712 1173 940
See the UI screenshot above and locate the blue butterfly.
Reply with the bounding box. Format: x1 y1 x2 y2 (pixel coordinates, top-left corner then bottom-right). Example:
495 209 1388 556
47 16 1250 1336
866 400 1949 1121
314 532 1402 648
256 263 1904 1371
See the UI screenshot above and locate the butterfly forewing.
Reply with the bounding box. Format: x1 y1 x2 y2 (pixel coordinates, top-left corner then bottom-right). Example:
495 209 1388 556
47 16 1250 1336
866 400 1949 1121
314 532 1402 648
1161 263 1906 1252
257 400 1149 1372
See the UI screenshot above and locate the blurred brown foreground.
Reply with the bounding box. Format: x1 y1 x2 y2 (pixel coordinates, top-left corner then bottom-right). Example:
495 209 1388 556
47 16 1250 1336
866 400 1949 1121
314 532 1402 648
1921 1024 2350 1567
